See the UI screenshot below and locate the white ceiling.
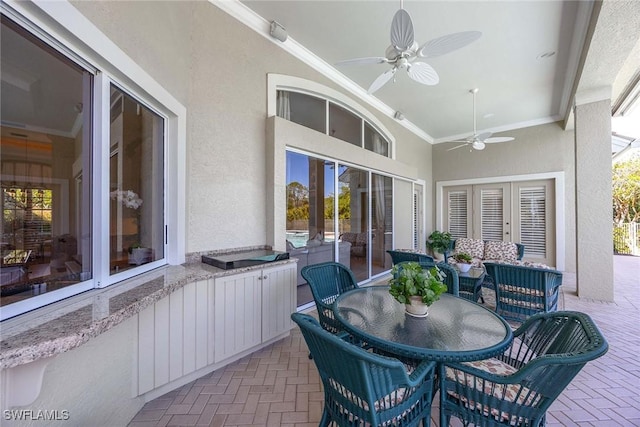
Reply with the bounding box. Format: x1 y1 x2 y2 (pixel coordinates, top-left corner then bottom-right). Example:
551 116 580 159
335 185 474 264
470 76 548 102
241 0 591 143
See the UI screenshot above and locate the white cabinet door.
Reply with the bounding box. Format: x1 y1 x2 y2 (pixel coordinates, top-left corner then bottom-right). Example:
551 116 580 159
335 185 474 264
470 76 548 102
213 270 262 363
261 263 296 342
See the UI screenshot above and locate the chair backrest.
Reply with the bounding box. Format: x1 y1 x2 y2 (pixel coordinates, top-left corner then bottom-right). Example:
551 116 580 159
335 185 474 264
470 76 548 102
386 250 435 266
443 311 608 426
435 263 459 297
502 311 608 414
292 312 436 427
484 262 563 323
301 262 359 334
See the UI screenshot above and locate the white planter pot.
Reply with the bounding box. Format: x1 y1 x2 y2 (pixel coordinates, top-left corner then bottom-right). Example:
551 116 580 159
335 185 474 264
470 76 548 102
129 247 151 265
457 263 472 273
405 296 429 317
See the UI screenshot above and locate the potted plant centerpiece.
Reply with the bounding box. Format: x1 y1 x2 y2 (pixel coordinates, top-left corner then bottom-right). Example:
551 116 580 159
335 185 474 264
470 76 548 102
389 262 448 317
426 230 452 261
452 252 473 273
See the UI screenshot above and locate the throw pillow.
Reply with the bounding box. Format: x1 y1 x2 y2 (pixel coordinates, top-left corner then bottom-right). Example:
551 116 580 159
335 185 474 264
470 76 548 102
484 241 518 262
454 238 485 259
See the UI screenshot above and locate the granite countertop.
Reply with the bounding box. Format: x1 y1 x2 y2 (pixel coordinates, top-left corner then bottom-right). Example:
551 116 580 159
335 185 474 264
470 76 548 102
0 251 296 370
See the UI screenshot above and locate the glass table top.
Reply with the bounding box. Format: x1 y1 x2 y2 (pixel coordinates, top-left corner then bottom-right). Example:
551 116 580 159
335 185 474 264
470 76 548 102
334 286 512 362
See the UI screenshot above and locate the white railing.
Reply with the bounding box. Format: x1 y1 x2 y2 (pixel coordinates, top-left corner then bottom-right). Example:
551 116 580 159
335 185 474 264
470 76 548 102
613 223 640 255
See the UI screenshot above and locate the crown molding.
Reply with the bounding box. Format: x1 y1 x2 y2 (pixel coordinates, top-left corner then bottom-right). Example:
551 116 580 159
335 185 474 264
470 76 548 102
433 114 562 144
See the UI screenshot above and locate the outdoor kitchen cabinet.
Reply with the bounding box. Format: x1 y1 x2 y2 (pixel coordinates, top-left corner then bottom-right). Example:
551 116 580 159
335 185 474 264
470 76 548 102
136 261 296 396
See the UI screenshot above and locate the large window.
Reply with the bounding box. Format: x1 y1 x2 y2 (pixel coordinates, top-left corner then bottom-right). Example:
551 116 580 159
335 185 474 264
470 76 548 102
277 90 391 157
0 13 168 319
109 86 164 274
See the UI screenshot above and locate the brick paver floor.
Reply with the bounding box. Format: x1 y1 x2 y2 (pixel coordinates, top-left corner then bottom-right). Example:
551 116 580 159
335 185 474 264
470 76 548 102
129 255 640 426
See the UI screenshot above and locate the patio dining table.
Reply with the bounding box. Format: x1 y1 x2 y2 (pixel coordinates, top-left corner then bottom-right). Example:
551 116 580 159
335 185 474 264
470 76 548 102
333 286 513 426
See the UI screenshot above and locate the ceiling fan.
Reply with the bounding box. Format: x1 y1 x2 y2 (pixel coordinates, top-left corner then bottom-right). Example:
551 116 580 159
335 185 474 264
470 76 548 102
336 2 481 94
447 89 515 151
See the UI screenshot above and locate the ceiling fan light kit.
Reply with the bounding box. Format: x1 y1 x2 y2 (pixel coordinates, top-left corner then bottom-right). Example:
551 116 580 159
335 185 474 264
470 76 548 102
447 88 515 152
336 4 481 94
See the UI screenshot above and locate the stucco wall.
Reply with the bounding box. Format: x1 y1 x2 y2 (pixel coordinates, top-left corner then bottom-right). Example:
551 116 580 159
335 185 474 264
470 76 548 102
432 122 576 271
71 1 433 253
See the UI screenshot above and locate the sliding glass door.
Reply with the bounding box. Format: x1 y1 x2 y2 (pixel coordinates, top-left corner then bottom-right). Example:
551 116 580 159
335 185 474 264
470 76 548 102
286 151 394 303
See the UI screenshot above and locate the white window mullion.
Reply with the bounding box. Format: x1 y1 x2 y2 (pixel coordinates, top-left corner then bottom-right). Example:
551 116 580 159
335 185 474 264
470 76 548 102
94 72 111 288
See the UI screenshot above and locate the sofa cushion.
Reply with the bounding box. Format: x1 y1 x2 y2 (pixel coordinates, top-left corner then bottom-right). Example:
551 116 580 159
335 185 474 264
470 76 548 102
454 238 485 260
341 232 358 245
484 241 518 262
355 232 368 247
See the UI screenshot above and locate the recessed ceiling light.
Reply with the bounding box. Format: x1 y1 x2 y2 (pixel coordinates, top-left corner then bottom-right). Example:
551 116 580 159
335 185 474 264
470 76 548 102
537 51 556 59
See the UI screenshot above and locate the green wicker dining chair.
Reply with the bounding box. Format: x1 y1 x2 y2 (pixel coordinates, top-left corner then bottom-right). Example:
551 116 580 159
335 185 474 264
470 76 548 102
301 262 359 335
441 311 608 427
292 313 437 427
386 250 435 267
484 262 563 324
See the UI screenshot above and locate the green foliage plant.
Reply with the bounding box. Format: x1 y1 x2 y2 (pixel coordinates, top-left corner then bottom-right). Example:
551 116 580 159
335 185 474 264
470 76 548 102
426 230 452 254
389 262 448 306
612 154 640 224
452 252 472 263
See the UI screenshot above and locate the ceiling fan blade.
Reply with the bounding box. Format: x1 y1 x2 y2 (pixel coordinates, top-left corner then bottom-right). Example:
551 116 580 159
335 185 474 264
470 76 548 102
418 31 482 58
407 62 439 85
335 57 389 66
484 136 515 143
368 68 397 94
472 141 486 150
390 9 414 51
447 143 469 152
476 131 493 142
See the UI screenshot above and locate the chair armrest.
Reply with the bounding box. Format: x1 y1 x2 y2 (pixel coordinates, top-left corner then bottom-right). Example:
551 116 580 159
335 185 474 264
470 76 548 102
407 359 438 386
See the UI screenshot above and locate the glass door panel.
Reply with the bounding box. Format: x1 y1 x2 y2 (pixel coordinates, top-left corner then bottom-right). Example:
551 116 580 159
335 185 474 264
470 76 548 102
371 173 392 276
285 151 335 307
338 164 369 282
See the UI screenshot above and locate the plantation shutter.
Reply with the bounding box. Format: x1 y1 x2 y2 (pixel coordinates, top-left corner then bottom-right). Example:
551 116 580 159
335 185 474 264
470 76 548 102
479 187 506 241
519 186 547 257
447 189 470 239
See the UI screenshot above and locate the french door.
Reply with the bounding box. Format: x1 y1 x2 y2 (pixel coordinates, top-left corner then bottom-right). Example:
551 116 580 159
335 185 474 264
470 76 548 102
444 180 555 266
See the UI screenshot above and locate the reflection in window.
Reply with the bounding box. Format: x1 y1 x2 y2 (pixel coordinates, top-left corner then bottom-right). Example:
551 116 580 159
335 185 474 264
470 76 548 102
371 174 393 276
109 86 164 274
276 90 392 158
286 151 337 307
338 164 369 282
277 91 326 133
329 104 361 146
365 123 389 156
1 16 91 306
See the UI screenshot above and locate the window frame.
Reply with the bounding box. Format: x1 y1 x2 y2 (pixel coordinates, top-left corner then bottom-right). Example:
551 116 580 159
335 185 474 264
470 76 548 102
1 1 186 320
269 74 396 158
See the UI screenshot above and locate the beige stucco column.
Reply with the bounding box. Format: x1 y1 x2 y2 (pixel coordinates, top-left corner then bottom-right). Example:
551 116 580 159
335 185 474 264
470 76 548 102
574 96 614 301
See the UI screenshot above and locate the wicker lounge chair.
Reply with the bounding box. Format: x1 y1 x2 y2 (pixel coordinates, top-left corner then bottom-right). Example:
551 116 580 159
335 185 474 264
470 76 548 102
292 312 437 427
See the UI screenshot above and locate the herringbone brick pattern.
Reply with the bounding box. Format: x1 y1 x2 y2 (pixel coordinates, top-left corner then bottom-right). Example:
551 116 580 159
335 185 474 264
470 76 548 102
129 256 640 426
